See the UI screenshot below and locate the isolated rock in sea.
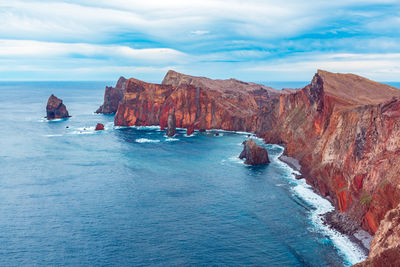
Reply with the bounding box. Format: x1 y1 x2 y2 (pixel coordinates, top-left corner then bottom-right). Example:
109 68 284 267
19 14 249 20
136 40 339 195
186 125 194 136
354 203 400 267
46 94 70 120
239 139 270 165
96 76 127 114
166 109 176 137
95 123 104 131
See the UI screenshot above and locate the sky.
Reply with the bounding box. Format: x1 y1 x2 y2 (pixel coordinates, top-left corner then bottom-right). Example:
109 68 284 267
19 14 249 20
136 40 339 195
1 0 400 82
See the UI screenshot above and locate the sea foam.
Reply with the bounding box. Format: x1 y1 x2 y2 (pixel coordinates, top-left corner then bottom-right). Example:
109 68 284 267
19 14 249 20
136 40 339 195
271 144 366 266
135 138 161 143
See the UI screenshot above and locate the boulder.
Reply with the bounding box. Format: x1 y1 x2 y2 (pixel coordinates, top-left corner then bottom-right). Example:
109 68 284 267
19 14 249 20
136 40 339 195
239 139 270 165
166 108 176 137
187 125 194 136
95 123 105 131
46 94 70 120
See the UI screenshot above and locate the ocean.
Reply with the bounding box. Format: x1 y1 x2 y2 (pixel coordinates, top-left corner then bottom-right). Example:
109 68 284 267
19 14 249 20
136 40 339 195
0 81 375 266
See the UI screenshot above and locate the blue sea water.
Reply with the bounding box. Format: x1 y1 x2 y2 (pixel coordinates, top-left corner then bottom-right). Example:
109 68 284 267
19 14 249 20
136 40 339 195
0 81 368 266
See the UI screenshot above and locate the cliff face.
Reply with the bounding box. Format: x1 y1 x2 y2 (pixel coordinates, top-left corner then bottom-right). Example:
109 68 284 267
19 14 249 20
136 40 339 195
114 71 281 131
96 76 127 114
262 70 400 235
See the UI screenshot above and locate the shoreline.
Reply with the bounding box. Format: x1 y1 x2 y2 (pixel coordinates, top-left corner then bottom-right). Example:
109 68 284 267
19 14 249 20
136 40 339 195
277 151 372 258
90 123 373 259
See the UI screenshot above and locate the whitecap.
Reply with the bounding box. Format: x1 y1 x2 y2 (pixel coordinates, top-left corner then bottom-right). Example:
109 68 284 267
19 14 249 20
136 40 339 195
228 155 244 165
165 138 179 142
39 118 66 123
135 138 160 143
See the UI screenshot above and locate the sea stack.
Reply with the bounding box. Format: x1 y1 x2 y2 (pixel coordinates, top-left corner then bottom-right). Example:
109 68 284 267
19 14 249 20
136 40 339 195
166 108 176 137
95 123 105 131
239 139 270 165
46 94 70 120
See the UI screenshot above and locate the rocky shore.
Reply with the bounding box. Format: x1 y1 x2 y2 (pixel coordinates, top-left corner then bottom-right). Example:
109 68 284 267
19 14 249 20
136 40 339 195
278 153 373 255
97 70 400 266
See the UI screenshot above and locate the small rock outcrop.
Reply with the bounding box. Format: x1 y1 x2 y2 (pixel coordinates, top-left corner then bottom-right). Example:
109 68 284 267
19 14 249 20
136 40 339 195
95 123 104 131
46 94 70 120
239 139 270 165
186 125 194 136
166 109 176 137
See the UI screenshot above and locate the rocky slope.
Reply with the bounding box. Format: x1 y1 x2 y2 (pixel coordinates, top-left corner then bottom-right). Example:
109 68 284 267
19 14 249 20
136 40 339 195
98 70 400 264
355 203 400 266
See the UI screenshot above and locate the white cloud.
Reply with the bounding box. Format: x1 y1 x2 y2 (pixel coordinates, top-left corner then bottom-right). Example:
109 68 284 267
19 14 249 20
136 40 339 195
190 30 210 35
0 39 186 62
1 0 400 80
242 53 400 81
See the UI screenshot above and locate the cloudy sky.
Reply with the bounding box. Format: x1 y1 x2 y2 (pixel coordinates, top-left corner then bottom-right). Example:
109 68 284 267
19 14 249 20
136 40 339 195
1 0 400 81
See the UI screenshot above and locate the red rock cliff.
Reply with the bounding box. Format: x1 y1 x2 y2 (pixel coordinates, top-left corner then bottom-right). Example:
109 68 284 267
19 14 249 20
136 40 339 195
114 71 282 132
262 70 400 236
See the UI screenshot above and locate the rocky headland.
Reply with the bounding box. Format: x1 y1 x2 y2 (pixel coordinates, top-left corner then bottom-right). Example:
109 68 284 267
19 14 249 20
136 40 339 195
46 94 70 120
97 69 400 265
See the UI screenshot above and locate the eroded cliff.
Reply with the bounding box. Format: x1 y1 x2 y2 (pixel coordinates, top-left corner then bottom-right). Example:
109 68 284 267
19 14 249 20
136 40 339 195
113 71 281 132
262 70 400 236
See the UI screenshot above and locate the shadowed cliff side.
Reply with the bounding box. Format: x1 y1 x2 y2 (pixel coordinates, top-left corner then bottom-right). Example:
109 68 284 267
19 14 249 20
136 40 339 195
96 76 127 114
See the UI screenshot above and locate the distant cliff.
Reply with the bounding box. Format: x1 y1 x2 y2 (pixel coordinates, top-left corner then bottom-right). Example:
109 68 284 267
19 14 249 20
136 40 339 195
97 70 400 263
107 70 282 131
96 76 127 114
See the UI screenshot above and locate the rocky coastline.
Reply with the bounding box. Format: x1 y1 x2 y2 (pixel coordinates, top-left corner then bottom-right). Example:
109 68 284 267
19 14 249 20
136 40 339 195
278 152 373 255
96 69 400 266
